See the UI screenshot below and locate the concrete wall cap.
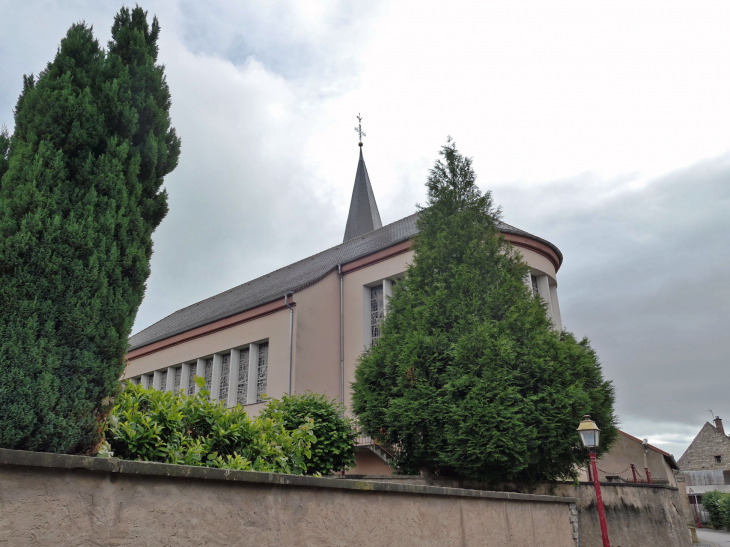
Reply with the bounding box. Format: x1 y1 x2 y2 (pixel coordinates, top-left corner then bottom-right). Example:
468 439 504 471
0 448 576 504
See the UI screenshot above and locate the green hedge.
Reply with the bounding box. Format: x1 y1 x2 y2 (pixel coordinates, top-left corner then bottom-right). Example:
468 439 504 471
262 392 356 475
103 379 317 474
701 490 730 530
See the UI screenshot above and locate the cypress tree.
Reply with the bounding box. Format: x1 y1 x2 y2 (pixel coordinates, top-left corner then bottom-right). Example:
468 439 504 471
0 7 180 453
352 140 616 483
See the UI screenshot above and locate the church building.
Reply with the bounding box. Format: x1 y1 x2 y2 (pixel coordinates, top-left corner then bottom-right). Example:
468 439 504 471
124 141 564 473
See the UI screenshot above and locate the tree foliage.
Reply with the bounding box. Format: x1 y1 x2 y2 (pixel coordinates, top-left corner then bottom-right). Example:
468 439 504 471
0 7 180 453
351 139 616 483
105 380 316 475
262 392 356 474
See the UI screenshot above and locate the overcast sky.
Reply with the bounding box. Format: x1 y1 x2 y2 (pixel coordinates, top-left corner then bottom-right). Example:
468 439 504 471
2 0 728 459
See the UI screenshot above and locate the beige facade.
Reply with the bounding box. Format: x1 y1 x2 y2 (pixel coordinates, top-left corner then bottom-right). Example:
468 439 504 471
577 430 679 486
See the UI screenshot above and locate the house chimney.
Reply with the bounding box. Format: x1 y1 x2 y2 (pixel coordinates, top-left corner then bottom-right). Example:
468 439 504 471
715 416 725 435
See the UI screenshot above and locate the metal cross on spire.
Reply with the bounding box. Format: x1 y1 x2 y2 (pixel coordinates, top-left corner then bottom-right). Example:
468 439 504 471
354 113 366 146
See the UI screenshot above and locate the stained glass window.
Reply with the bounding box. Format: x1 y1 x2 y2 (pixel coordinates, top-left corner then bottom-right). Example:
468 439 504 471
219 353 230 403
187 364 197 395
256 343 269 403
204 358 213 393
237 347 250 405
370 285 384 343
173 366 182 393
159 370 167 392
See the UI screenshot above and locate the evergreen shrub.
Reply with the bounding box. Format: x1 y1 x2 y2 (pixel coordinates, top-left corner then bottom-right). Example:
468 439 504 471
0 7 180 453
702 490 730 530
104 379 317 475
262 392 356 474
352 139 617 483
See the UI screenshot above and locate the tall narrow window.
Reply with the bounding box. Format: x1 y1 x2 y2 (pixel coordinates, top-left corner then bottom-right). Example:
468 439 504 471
219 353 230 403
531 275 539 297
187 364 197 395
256 343 269 403
173 366 182 393
237 347 250 405
159 370 167 392
204 358 213 392
370 285 384 343
146 374 154 390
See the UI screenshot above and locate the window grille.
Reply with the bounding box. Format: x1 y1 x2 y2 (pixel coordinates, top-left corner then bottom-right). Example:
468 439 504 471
187 364 197 395
237 347 250 405
159 370 167 392
204 358 213 392
256 343 269 403
370 285 384 342
173 366 182 393
219 353 230 403
146 374 154 390
531 275 539 297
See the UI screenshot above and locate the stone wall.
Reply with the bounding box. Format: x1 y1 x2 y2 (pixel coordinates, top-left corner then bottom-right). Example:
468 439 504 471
356 475 692 547
0 449 577 547
678 422 730 471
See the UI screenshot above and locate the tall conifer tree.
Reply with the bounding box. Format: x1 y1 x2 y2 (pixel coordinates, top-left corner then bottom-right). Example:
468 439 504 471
0 7 179 453
352 140 616 482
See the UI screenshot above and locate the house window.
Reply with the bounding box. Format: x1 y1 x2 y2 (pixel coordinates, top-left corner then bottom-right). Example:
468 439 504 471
187 364 197 395
219 353 230 403
159 370 167 392
173 366 182 393
237 347 250 405
370 285 384 343
716 455 722 464
256 343 269 403
204 358 213 391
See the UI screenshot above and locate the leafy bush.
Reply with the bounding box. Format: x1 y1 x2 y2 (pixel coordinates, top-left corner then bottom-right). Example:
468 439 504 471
104 379 316 475
262 393 356 474
702 490 730 530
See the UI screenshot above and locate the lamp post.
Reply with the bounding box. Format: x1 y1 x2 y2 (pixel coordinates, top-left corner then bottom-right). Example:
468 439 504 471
578 415 611 547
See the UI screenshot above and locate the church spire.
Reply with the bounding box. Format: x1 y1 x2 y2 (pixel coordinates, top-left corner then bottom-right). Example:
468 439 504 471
344 115 382 242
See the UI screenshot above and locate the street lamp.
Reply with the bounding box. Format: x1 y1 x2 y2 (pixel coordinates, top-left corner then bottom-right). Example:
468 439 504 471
578 415 611 547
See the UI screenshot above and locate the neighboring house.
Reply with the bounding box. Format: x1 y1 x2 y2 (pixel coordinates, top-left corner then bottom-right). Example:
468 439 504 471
123 144 565 474
578 430 679 486
676 417 730 525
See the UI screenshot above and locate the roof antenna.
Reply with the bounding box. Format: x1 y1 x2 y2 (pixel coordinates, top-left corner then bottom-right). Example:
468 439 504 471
707 409 715 422
354 113 366 147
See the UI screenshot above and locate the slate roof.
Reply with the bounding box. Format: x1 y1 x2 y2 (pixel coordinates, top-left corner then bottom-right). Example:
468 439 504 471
343 147 382 242
129 213 563 351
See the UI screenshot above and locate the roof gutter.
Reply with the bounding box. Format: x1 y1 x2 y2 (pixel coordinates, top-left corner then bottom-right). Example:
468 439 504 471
284 292 294 396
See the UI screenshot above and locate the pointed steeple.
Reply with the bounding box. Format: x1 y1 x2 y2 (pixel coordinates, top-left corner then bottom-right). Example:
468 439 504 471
343 145 382 242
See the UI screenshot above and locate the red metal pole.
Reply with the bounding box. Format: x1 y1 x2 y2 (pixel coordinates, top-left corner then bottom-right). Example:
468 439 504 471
691 495 702 528
645 467 652 484
630 463 637 483
591 451 612 547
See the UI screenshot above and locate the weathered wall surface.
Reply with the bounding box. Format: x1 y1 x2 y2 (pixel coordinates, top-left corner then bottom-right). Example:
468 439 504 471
0 449 577 547
394 476 691 547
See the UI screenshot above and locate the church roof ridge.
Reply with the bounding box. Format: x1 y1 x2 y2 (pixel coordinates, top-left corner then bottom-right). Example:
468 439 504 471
129 212 562 352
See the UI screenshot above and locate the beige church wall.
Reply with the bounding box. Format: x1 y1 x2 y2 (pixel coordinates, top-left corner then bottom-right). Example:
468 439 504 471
290 270 341 399
342 250 415 411
515 245 558 283
125 306 292 403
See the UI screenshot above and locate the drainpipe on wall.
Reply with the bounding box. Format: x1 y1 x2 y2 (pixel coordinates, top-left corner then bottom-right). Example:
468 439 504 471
337 265 345 407
284 292 294 396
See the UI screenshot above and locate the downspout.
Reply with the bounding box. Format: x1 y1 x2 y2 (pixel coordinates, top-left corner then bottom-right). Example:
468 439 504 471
284 292 294 396
337 265 345 406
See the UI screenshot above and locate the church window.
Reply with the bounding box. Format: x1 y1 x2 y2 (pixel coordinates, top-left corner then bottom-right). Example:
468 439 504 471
256 343 269 403
187 364 197 395
173 366 182 393
204 358 213 392
145 373 154 389
370 285 384 342
237 347 250 405
531 275 539 297
219 353 230 403
159 370 167 392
